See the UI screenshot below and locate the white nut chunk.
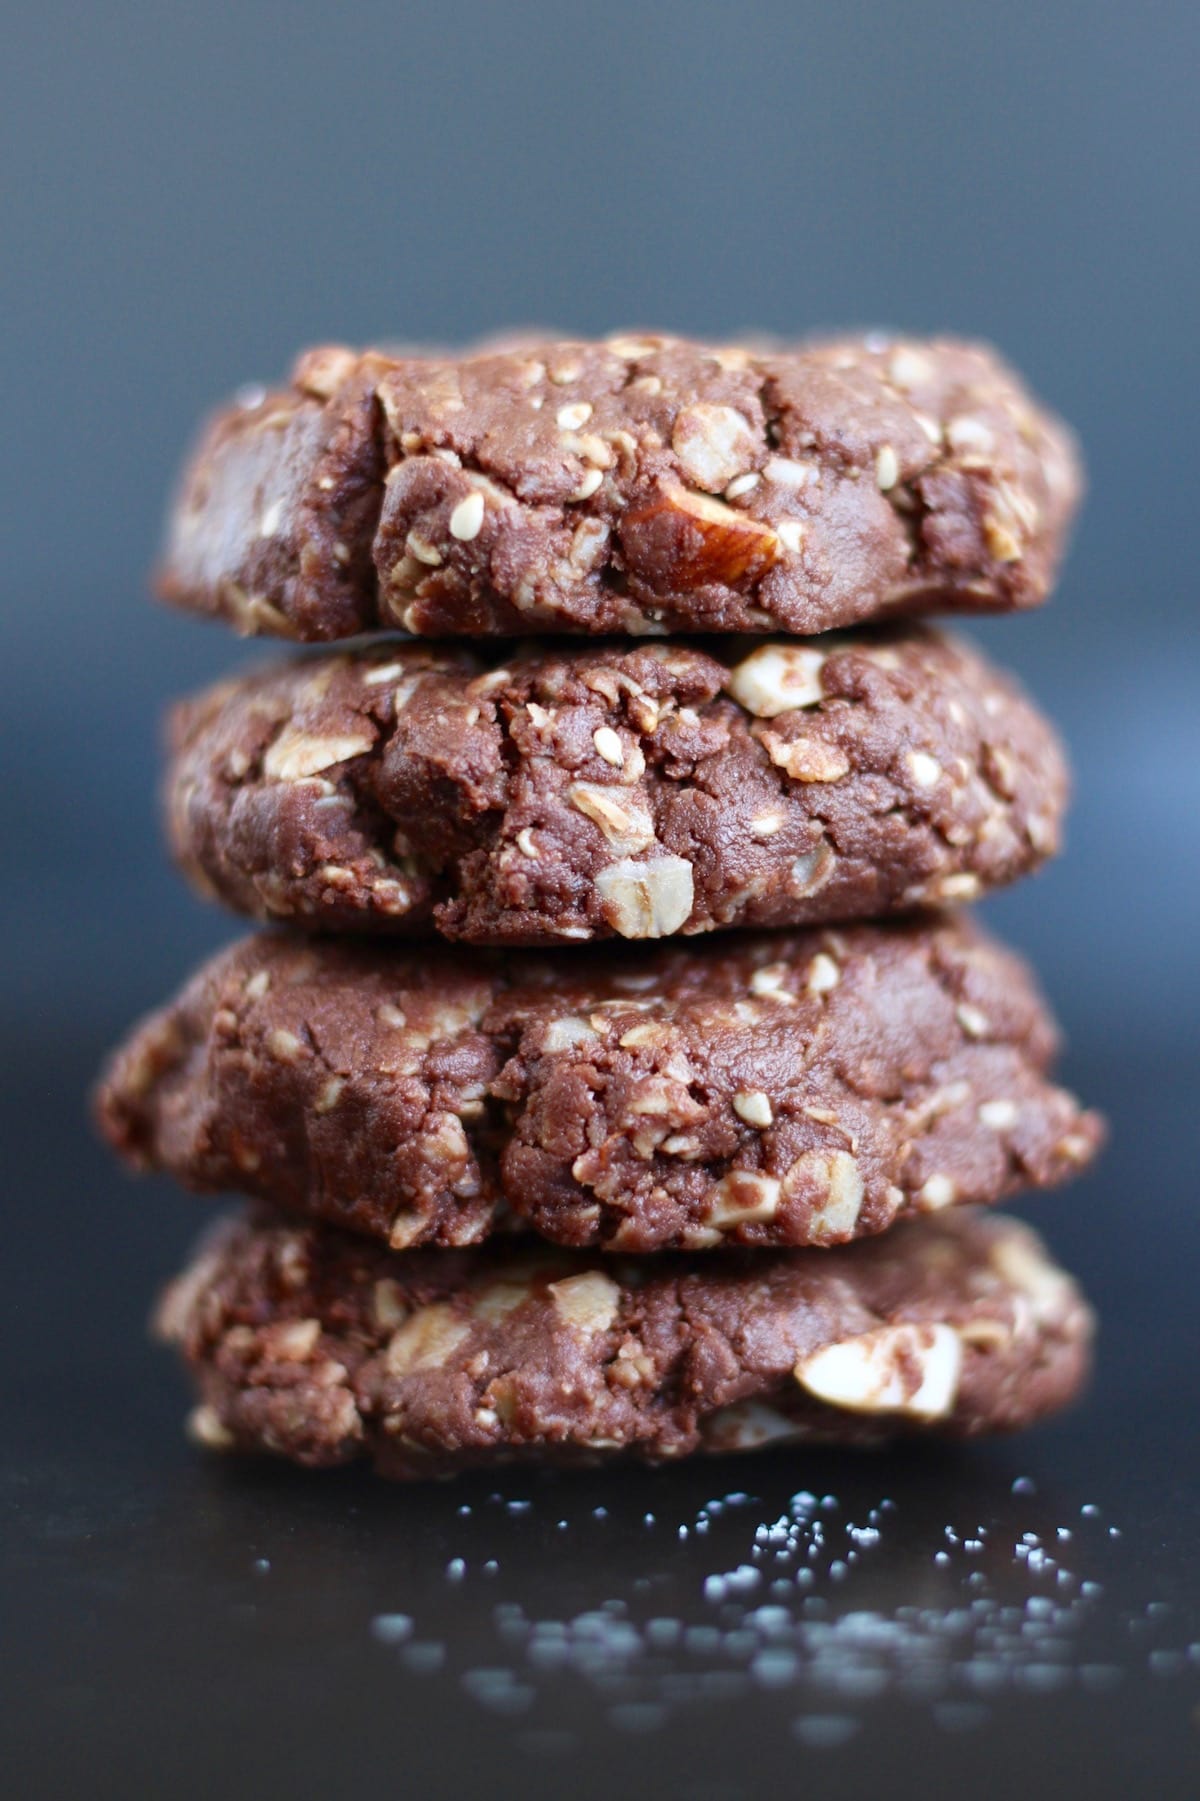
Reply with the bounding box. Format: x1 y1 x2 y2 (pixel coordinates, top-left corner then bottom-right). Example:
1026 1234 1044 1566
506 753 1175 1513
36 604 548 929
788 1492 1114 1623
726 643 827 717
795 1322 963 1420
566 783 656 852
541 1015 600 1052
596 855 694 939
759 732 850 783
472 1278 532 1324
983 515 1022 563
956 1003 990 1039
556 400 593 431
263 729 375 782
383 1303 471 1377
671 403 760 492
783 1148 864 1238
790 842 834 897
187 1404 235 1451
271 1318 322 1360
988 1230 1075 1324
704 1400 801 1452
918 1173 957 1211
732 1090 774 1128
294 344 360 399
806 952 840 996
548 1270 621 1334
707 1170 782 1227
569 466 604 502
372 1279 409 1332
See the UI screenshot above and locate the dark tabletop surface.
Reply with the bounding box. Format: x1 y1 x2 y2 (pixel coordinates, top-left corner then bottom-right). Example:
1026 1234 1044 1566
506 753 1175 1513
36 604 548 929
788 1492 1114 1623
5 1025 1198 1801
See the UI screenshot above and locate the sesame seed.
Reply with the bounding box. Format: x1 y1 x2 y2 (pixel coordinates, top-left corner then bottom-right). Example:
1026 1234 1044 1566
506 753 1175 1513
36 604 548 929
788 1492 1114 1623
569 467 604 502
449 492 485 540
593 726 625 766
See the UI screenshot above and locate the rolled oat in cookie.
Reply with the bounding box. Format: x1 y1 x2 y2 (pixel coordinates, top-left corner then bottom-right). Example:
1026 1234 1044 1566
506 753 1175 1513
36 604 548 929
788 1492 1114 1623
163 628 1068 944
158 332 1081 641
157 1207 1093 1478
96 917 1103 1253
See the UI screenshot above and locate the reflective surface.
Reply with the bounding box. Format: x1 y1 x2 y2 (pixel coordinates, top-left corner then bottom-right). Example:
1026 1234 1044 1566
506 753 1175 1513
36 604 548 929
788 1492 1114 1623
5 1043 1199 1801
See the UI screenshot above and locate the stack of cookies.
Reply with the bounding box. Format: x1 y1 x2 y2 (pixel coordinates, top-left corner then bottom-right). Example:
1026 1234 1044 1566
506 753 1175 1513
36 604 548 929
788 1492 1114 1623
97 331 1103 1479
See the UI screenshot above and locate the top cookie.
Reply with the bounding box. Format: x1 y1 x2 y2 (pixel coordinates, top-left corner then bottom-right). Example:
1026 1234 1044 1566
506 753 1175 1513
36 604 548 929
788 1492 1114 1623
159 333 1081 641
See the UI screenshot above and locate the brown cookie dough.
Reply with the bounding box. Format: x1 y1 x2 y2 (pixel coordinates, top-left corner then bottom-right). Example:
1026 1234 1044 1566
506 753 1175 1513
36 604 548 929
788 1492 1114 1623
158 333 1081 641
164 629 1067 944
157 1208 1094 1477
96 918 1102 1254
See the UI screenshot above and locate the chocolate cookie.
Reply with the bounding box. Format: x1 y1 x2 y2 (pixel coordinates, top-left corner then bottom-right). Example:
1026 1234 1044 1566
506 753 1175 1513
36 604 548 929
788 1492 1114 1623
164 630 1067 944
158 333 1081 641
158 1208 1093 1477
97 919 1102 1253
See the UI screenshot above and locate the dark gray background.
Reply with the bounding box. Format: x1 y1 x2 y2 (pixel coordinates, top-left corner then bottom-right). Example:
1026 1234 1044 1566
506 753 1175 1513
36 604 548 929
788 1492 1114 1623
3 4 1198 1797
2 0 1197 1048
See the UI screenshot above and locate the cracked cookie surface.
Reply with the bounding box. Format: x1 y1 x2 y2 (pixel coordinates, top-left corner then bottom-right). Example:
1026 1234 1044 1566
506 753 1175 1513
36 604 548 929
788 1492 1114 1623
158 333 1081 641
96 918 1103 1253
157 1207 1093 1478
164 628 1067 944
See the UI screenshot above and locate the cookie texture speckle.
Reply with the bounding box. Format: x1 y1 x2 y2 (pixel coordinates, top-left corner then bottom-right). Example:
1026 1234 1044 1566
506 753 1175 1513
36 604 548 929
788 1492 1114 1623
96 918 1103 1253
163 628 1067 944
158 333 1081 642
156 1208 1094 1478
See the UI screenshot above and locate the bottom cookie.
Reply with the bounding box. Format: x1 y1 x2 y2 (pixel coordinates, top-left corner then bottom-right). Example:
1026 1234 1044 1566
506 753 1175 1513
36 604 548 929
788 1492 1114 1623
157 1209 1092 1479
